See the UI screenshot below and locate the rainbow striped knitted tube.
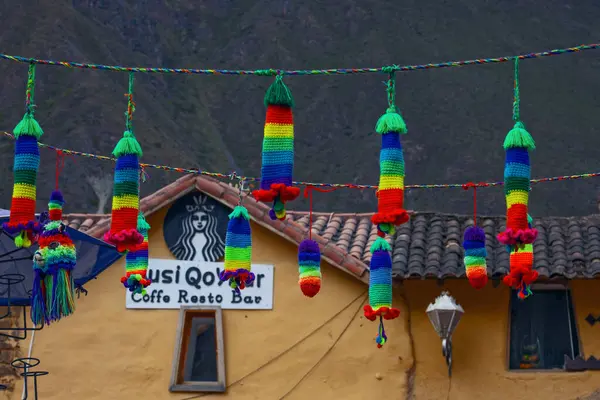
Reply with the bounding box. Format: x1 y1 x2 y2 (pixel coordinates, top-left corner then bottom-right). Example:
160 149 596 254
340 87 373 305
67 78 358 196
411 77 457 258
252 76 300 221
503 215 538 299
371 108 410 236
103 131 144 253
463 226 488 289
363 237 400 348
31 190 77 326
121 213 151 295
220 206 255 293
3 114 44 248
298 239 321 297
497 122 538 294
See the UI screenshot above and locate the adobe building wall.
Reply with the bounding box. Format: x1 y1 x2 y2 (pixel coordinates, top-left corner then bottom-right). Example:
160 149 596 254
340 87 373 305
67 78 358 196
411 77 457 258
7 202 600 399
403 279 600 400
10 207 412 400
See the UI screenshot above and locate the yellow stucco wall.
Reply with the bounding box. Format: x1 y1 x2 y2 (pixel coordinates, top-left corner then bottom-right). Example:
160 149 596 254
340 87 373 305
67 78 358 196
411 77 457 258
9 207 412 400
5 203 600 400
403 279 600 400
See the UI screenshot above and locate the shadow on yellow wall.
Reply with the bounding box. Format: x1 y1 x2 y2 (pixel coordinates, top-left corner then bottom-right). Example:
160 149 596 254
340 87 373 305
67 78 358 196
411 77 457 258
11 207 412 400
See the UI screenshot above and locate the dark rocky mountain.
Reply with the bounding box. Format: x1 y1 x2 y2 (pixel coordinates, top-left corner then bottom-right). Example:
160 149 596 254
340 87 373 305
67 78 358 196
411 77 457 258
0 0 599 217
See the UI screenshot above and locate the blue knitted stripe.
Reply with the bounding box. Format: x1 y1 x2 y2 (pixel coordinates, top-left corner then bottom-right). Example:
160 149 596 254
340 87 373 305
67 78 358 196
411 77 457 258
262 150 294 165
226 221 251 236
261 175 293 188
299 259 320 267
370 251 392 271
114 168 139 183
504 162 530 179
14 135 39 153
380 148 404 163
381 132 402 150
463 240 486 251
464 247 487 258
505 148 530 166
299 252 321 263
225 233 250 248
260 164 293 178
115 154 139 170
370 270 392 285
13 156 40 171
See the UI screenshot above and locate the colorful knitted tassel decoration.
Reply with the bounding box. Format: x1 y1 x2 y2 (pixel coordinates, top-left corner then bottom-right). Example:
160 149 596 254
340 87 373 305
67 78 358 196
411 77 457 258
220 206 255 293
503 215 537 300
3 64 43 248
371 107 410 236
252 76 300 220
364 237 400 348
463 226 488 289
103 74 143 253
497 122 537 248
103 132 143 252
31 190 76 326
121 213 151 295
298 239 321 297
498 59 538 298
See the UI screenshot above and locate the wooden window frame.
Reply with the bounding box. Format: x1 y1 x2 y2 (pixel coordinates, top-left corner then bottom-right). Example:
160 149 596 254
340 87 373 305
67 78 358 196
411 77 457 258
169 306 226 392
505 282 583 372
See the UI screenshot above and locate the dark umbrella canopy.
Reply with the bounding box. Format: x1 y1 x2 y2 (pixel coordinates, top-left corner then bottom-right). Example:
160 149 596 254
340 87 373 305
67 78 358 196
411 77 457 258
0 211 123 306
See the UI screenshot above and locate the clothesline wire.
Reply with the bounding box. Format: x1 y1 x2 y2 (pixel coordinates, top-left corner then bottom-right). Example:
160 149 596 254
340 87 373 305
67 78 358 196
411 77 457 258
0 43 597 76
2 131 599 190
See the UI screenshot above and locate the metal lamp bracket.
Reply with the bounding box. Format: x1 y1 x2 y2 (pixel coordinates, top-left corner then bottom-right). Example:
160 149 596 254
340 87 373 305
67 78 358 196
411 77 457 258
442 337 453 377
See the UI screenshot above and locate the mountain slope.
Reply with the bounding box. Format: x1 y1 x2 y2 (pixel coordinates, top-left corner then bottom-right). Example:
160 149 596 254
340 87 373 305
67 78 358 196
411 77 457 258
0 0 599 217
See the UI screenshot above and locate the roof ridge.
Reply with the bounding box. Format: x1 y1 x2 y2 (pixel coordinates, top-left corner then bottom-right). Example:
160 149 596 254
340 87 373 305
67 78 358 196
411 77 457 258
68 174 369 284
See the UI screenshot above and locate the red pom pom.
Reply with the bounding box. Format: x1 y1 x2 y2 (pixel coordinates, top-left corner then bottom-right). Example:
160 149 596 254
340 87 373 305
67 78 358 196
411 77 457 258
383 307 401 320
252 188 277 203
503 265 538 289
363 305 400 321
467 271 488 290
371 209 410 227
104 229 143 253
300 279 321 298
363 305 377 321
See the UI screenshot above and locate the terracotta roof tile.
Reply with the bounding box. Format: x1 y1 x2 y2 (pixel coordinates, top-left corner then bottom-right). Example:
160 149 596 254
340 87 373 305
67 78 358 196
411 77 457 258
287 211 600 280
60 174 600 283
62 175 369 283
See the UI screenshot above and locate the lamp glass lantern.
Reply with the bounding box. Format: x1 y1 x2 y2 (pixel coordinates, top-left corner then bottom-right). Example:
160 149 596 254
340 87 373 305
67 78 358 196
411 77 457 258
426 291 464 339
426 291 464 376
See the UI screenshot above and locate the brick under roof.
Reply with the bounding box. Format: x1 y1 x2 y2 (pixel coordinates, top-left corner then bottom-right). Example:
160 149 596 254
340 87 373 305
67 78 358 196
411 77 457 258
62 174 600 283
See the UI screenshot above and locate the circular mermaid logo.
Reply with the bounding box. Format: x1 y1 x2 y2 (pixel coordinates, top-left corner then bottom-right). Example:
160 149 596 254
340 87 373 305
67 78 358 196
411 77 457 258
163 192 228 262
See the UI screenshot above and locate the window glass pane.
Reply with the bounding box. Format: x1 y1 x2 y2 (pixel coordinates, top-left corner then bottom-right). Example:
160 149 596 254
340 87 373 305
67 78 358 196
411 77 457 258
184 317 218 382
509 289 579 370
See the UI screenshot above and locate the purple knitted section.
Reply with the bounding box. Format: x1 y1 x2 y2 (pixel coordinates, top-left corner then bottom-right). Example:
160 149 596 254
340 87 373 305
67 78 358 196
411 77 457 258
299 239 319 253
464 226 485 242
50 190 64 203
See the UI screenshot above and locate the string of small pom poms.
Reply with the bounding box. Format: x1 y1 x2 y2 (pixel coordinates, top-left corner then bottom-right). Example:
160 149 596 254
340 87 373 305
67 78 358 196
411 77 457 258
2 131 599 190
0 43 597 76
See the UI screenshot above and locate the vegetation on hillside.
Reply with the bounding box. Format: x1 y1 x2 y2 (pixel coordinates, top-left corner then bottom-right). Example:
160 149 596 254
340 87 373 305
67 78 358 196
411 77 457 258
0 1 598 216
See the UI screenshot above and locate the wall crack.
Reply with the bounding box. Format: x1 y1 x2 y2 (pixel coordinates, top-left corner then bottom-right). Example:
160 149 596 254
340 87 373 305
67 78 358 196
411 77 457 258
399 286 417 400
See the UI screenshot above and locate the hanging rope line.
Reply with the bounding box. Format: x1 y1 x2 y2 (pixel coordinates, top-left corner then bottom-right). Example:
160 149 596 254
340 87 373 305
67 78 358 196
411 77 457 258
0 43 597 76
2 131 599 190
